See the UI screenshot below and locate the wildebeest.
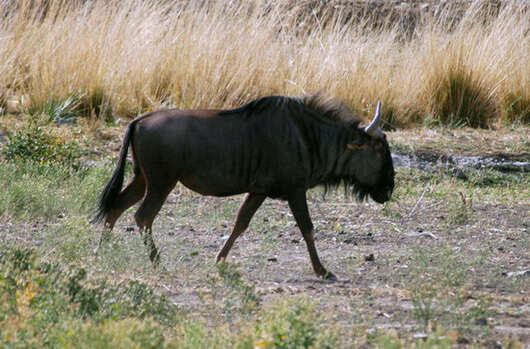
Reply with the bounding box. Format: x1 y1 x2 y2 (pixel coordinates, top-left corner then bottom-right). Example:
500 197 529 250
94 95 394 279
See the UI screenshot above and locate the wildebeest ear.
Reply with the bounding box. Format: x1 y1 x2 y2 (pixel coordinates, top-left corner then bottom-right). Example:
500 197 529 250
347 143 369 151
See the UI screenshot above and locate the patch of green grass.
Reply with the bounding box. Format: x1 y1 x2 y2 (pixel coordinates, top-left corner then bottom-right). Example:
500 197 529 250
466 169 526 187
51 318 166 349
0 244 345 348
0 160 111 219
405 245 492 337
367 329 454 349
47 218 94 262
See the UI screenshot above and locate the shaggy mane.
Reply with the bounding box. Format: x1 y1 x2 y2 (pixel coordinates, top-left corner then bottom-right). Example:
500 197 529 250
299 94 362 126
221 94 362 127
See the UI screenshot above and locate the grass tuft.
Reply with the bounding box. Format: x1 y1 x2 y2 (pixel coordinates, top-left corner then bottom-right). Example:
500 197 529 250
429 65 497 128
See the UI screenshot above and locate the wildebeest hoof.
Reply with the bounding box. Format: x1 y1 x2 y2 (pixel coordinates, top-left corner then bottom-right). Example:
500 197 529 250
216 255 227 263
321 271 337 281
150 251 161 267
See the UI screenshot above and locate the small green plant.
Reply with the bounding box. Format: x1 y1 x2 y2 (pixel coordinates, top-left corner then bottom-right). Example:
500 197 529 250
29 94 83 124
501 92 530 125
253 298 337 349
447 191 472 225
2 125 81 167
202 262 261 322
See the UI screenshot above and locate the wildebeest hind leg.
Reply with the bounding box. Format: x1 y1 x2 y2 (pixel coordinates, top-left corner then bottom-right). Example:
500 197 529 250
94 174 146 255
216 193 266 263
135 179 176 265
287 191 336 280
105 174 146 230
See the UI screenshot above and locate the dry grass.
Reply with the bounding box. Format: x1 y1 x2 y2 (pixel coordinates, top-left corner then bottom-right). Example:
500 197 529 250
0 0 528 126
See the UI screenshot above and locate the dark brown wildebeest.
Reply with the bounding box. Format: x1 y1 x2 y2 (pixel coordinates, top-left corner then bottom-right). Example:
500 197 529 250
94 95 394 279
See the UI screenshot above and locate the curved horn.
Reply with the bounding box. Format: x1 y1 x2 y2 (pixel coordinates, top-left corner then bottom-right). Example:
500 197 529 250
365 101 383 138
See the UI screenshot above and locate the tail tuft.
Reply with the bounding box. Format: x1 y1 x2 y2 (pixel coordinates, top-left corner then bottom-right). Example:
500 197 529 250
92 124 134 223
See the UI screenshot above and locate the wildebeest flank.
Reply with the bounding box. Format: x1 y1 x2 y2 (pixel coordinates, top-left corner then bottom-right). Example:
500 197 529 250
94 95 395 279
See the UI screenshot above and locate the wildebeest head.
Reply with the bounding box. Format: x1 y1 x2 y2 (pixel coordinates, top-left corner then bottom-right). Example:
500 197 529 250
344 102 394 203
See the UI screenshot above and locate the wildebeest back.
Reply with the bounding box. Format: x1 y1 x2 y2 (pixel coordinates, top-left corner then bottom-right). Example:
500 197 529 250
132 99 313 198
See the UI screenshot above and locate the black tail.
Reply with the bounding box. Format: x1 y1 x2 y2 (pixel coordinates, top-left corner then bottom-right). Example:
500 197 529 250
93 122 135 223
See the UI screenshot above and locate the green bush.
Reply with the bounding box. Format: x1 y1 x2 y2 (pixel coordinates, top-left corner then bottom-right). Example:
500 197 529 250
203 262 261 322
0 246 180 348
2 125 81 167
253 299 337 349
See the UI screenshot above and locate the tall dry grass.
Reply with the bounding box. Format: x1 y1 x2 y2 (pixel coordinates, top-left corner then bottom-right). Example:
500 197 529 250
0 0 528 127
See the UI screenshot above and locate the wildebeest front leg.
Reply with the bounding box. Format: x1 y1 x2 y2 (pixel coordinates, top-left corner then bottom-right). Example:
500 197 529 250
287 191 336 280
94 227 112 255
216 193 266 263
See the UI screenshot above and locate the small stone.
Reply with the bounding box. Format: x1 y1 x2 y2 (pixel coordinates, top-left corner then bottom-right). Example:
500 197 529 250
485 340 503 349
475 317 488 326
457 336 470 344
364 254 375 262
413 332 427 340
454 168 468 180
506 270 530 278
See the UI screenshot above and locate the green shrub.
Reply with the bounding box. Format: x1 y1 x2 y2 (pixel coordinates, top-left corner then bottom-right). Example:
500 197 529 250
202 262 261 322
253 299 337 349
0 246 180 348
2 125 81 167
